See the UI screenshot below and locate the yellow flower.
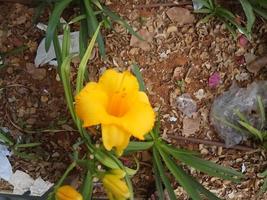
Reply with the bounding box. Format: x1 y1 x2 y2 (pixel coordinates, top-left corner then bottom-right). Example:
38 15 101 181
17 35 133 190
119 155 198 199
56 185 83 200
102 169 130 200
75 69 155 155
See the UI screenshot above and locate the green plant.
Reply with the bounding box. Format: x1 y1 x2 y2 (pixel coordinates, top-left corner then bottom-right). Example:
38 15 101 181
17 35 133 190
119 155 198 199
216 95 267 195
45 0 142 71
0 128 41 160
44 21 246 199
195 0 267 39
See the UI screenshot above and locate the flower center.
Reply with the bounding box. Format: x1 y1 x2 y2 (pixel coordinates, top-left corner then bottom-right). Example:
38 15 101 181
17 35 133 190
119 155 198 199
107 91 129 117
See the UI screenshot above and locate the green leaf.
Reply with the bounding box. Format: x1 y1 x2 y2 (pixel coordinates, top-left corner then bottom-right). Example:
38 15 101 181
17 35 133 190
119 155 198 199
253 6 267 20
238 120 263 141
159 142 199 156
123 141 154 155
239 0 255 34
69 14 86 25
53 28 63 69
152 156 165 200
15 143 41 148
83 0 105 57
234 109 249 124
194 8 212 14
94 148 120 169
45 0 72 51
152 147 177 200
131 63 146 92
214 115 244 133
62 24 70 60
76 22 102 94
257 95 266 130
195 0 212 9
158 148 221 200
174 154 243 182
102 6 143 41
61 56 77 124
81 169 93 199
158 148 202 200
0 129 13 146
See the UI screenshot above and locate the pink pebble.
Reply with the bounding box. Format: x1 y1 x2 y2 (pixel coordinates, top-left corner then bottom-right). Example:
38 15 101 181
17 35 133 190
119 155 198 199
209 72 221 88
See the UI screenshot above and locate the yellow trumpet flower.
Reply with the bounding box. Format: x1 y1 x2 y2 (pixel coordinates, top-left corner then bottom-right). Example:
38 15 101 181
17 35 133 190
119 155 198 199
75 69 155 155
102 169 130 200
56 185 83 200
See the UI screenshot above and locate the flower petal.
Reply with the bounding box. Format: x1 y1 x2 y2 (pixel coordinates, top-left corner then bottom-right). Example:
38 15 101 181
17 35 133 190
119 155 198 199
121 92 155 140
99 69 139 95
75 82 109 127
102 174 130 199
102 124 131 155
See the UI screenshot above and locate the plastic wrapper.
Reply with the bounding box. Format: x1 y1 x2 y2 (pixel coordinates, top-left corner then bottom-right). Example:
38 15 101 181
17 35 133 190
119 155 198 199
210 81 267 147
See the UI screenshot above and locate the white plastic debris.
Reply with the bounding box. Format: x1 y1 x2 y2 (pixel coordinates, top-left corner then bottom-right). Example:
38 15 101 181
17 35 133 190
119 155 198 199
176 93 197 117
34 31 80 67
8 170 53 196
169 116 177 122
241 163 246 173
30 177 53 196
9 170 34 195
0 144 12 181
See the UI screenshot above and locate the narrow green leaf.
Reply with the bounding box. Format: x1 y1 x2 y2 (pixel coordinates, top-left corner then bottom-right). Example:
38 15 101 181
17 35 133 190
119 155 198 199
0 129 13 146
69 14 86 25
158 148 202 200
81 169 93 199
53 28 63 69
238 120 263 141
239 0 255 33
234 109 249 124
83 0 105 57
253 6 267 20
76 23 102 94
152 147 177 200
61 56 77 124
15 143 41 148
123 141 154 155
152 155 165 200
62 24 70 60
194 8 212 14
131 63 146 92
195 0 212 9
159 142 199 156
172 154 243 182
45 0 72 51
159 148 221 200
13 150 38 160
257 95 266 129
102 6 144 41
214 115 244 133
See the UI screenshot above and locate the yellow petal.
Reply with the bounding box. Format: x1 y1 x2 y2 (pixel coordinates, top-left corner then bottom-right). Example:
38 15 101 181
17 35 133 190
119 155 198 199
56 185 83 200
121 92 155 139
99 69 139 95
102 174 130 199
75 82 109 127
110 169 126 178
102 124 131 155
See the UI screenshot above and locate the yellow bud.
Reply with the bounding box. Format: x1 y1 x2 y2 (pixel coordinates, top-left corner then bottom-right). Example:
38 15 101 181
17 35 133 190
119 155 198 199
56 185 83 200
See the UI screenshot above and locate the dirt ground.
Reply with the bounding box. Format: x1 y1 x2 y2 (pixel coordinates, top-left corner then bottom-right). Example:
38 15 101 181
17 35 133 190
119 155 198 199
0 1 267 199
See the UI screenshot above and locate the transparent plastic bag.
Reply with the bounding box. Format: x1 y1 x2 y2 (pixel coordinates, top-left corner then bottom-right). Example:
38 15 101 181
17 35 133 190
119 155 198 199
210 81 267 147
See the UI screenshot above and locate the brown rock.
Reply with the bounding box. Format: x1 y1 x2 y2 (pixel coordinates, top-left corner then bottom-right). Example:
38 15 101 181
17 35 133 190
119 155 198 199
130 29 153 51
26 63 46 80
166 7 195 25
182 117 200 137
